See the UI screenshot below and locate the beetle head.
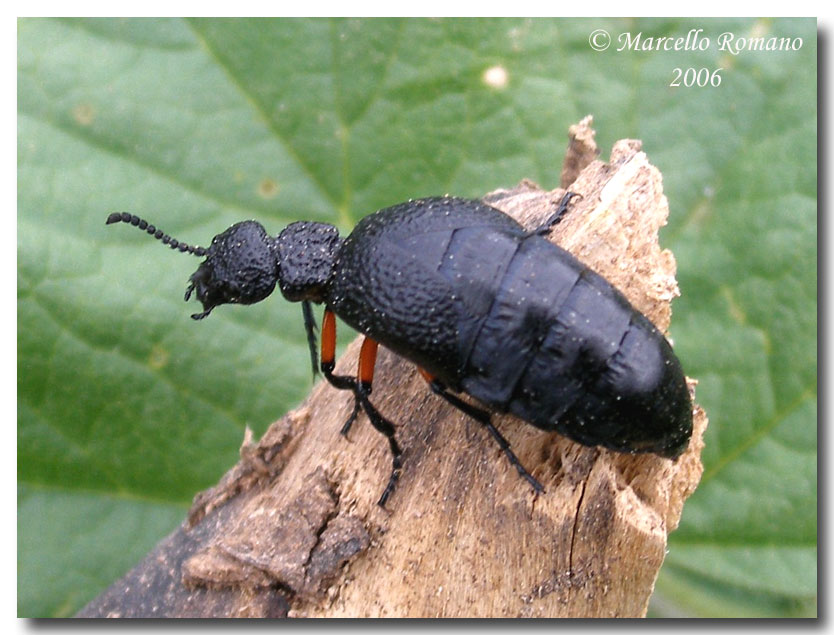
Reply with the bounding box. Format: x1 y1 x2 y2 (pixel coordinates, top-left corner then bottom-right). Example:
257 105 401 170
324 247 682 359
184 220 279 319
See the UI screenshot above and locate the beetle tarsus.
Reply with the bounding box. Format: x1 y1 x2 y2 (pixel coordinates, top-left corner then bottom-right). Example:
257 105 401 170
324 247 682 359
190 308 213 320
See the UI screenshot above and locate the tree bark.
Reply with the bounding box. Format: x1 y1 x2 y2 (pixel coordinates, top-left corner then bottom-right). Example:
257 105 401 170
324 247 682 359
79 117 707 618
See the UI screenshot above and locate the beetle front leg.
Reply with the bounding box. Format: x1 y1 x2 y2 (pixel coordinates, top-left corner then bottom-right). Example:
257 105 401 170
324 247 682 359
320 309 362 435
301 300 320 378
320 310 403 507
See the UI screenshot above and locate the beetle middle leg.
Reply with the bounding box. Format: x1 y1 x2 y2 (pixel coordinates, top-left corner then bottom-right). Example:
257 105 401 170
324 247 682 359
320 309 402 507
419 369 544 495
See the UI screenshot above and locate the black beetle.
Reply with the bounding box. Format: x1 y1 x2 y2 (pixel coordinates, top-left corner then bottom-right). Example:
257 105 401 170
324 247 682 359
107 192 692 506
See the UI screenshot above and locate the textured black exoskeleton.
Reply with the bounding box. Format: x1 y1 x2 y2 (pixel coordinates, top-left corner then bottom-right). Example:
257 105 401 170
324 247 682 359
106 193 692 506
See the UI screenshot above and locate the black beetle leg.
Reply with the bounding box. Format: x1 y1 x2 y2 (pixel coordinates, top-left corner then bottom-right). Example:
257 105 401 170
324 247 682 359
320 309 402 507
530 191 582 236
422 372 544 495
321 364 361 436
320 309 362 435
322 371 401 507
322 363 401 506
301 300 320 378
339 398 362 436
353 337 402 507
355 385 402 507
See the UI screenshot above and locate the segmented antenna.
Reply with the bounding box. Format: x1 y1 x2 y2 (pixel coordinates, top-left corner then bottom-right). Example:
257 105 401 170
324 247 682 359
105 212 207 257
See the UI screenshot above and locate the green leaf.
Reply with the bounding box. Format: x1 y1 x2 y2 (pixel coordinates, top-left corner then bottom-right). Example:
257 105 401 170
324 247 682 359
18 484 186 617
18 17 816 617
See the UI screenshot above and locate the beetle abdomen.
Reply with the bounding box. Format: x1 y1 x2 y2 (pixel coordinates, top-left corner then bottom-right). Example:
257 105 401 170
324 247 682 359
455 233 691 458
555 311 692 458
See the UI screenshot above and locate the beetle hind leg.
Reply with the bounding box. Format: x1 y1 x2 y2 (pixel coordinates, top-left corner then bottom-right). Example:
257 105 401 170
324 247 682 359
421 371 544 495
530 191 582 236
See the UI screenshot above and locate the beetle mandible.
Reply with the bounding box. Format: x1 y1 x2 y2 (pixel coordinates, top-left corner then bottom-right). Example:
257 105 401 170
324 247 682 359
107 192 692 506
